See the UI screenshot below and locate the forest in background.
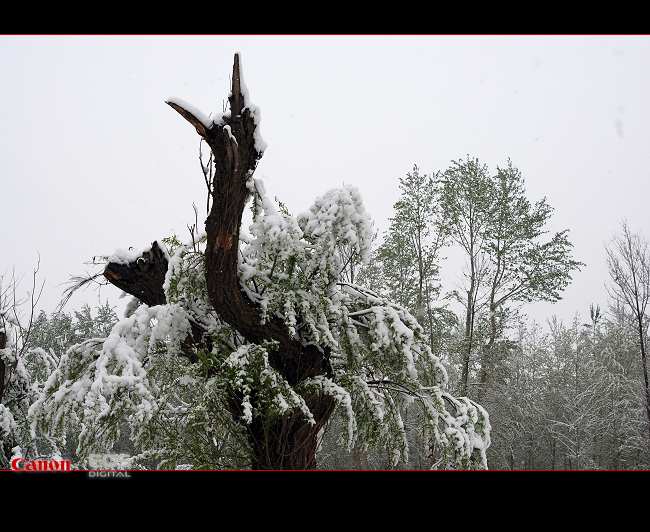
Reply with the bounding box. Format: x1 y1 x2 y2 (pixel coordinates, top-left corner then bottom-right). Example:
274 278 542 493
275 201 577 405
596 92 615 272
3 154 649 470
318 157 650 470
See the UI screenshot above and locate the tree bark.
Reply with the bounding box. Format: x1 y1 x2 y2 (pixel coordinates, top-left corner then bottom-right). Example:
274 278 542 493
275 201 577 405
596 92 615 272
245 394 335 469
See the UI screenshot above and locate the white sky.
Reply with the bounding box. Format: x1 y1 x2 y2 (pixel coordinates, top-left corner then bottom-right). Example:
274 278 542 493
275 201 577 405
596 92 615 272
1 35 649 325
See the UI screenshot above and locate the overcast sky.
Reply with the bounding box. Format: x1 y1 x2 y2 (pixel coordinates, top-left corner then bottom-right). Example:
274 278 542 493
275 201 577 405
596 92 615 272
1 35 649 326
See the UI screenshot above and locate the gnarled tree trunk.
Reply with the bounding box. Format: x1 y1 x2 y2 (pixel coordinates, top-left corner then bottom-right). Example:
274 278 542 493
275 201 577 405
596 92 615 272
169 54 335 469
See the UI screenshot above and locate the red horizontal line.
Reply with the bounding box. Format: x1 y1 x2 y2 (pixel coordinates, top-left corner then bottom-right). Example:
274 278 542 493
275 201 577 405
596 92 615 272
0 34 648 37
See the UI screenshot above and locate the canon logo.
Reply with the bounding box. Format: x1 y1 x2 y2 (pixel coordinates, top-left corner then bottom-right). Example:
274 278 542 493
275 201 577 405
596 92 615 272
11 458 72 472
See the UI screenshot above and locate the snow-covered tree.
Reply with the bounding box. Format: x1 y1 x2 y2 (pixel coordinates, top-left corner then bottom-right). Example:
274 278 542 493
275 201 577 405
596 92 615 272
606 222 650 449
484 302 650 470
0 265 61 466
29 54 491 470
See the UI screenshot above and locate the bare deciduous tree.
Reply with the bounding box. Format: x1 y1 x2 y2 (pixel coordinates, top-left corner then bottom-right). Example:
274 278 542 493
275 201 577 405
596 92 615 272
606 221 650 443
0 258 46 463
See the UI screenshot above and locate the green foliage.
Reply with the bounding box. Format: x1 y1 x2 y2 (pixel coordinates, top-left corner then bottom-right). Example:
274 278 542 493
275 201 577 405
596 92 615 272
484 159 584 307
161 234 183 256
362 165 451 357
437 156 583 396
30 302 118 354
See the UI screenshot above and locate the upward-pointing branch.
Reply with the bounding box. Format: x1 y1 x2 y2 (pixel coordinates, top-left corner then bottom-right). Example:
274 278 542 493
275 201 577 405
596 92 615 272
230 53 242 118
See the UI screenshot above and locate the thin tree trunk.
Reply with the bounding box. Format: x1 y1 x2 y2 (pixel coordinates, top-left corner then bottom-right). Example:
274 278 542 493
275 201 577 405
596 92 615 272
461 282 475 397
0 331 6 405
619 227 650 448
479 248 503 401
551 439 556 470
0 331 13 464
351 445 370 470
635 315 650 439
478 300 497 401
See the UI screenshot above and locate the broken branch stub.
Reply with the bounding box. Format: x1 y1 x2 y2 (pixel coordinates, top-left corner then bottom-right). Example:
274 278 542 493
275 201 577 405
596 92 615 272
102 241 209 363
103 241 168 307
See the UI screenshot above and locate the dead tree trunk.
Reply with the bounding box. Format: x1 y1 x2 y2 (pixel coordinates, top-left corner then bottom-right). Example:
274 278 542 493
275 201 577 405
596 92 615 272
161 54 335 468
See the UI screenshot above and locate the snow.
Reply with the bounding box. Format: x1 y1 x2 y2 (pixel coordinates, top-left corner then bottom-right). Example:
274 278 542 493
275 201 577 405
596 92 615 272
306 376 357 450
298 185 373 269
108 244 151 265
124 297 140 318
166 96 214 129
166 54 266 154
246 104 267 154
235 53 267 154
0 404 16 438
223 125 238 146
177 375 196 386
